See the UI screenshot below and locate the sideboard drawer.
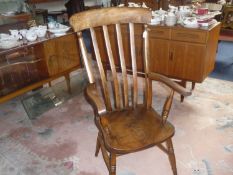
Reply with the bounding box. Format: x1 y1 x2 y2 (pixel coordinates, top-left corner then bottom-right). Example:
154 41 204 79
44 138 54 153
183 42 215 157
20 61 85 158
171 30 207 43
150 28 171 39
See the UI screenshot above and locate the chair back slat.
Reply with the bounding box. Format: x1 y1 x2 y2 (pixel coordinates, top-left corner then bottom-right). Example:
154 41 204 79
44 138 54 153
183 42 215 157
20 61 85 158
90 27 112 111
143 25 152 108
116 23 129 107
102 25 121 109
129 23 138 108
77 32 95 84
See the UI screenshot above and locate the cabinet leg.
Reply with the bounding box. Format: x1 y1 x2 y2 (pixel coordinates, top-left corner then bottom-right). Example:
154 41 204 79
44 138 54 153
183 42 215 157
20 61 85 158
65 74 71 94
180 80 186 102
48 81 52 87
191 82 195 90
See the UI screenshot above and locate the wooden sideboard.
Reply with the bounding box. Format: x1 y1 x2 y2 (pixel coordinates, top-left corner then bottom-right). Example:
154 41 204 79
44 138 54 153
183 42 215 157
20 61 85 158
149 23 221 83
94 22 221 100
0 33 81 103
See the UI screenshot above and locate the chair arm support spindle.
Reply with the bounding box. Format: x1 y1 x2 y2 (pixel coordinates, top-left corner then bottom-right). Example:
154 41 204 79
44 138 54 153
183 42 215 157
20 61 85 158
162 90 174 124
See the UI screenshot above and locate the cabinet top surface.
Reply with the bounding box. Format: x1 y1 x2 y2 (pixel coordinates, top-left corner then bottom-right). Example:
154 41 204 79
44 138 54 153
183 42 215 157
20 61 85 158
149 22 221 32
0 32 75 55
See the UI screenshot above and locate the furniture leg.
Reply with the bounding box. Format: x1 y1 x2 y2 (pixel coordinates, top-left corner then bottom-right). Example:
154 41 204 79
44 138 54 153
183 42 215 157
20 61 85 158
166 138 177 175
64 74 71 94
109 153 116 175
191 82 195 90
95 133 101 157
48 81 52 87
180 80 186 102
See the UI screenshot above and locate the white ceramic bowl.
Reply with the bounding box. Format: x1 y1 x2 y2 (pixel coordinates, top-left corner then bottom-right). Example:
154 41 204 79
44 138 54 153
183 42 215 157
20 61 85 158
48 24 70 36
48 27 70 36
0 38 20 49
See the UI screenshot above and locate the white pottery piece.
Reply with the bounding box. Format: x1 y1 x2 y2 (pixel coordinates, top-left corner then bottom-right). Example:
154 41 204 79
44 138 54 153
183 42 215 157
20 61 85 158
26 31 37 42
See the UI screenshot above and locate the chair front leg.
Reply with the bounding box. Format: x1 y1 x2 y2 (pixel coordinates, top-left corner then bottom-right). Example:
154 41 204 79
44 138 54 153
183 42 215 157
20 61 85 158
162 90 174 124
109 153 116 175
166 138 177 175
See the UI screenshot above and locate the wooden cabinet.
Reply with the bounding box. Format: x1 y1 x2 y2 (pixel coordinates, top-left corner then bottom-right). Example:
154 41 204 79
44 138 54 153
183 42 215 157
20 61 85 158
40 33 80 76
0 33 81 103
149 24 221 83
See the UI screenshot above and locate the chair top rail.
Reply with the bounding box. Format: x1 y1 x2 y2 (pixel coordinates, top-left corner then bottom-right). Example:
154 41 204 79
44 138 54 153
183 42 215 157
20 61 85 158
70 7 151 32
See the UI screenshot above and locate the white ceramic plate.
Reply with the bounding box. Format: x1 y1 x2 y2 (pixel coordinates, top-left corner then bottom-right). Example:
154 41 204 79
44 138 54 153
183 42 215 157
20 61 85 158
53 32 66 36
183 24 199 29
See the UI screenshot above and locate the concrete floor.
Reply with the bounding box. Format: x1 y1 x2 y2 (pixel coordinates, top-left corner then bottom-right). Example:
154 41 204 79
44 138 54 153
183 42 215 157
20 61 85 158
210 41 233 82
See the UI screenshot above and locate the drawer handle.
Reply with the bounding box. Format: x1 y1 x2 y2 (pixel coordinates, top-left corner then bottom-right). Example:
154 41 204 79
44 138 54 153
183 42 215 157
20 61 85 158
176 33 198 39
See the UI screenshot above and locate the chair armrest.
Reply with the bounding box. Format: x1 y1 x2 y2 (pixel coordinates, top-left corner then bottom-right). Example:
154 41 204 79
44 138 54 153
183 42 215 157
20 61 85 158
148 72 192 97
84 83 106 115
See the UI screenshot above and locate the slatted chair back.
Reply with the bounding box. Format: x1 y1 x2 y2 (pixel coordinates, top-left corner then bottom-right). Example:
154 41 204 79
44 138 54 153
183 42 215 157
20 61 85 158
70 7 152 112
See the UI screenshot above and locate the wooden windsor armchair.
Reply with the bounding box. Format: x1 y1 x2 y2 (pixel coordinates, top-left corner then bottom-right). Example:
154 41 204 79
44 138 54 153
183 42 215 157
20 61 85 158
70 7 191 175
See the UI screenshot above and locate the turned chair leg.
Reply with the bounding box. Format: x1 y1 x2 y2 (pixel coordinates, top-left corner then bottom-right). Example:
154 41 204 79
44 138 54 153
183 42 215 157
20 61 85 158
109 153 116 175
166 138 177 175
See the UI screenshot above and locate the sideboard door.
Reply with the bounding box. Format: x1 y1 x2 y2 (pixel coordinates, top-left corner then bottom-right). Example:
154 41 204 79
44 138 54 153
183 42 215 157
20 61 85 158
168 41 206 82
43 34 81 76
149 38 169 76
